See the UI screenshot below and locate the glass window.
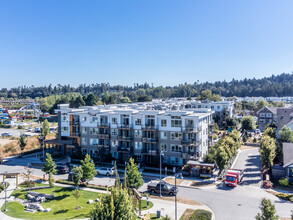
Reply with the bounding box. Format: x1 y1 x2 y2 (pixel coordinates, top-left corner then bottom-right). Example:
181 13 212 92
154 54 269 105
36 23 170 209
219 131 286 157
134 142 142 150
134 130 142 138
81 127 87 134
161 144 167 152
171 132 182 140
90 138 99 145
135 119 142 126
160 131 167 139
81 137 87 145
112 118 117 124
161 119 167 127
171 145 182 152
171 116 182 127
112 140 118 147
111 129 118 136
61 127 68 132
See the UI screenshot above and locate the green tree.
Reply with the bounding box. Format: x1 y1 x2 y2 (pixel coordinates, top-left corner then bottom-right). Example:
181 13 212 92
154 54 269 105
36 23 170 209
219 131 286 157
72 166 83 189
137 95 152 102
120 96 131 103
81 154 97 184
41 119 50 140
255 198 278 220
90 187 136 220
19 134 27 156
85 93 98 106
70 96 86 108
241 116 256 130
259 135 277 170
126 158 144 189
41 153 57 187
72 189 82 209
280 126 293 143
215 145 228 172
263 127 276 139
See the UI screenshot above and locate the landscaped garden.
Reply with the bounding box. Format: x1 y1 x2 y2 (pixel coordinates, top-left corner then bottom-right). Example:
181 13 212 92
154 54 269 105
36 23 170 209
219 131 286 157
1 184 99 220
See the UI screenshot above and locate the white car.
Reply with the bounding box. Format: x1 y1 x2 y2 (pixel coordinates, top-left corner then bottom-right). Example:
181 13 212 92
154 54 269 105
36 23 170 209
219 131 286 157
96 167 114 176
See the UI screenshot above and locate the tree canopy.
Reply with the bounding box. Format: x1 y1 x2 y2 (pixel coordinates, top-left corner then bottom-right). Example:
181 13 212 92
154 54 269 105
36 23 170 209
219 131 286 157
126 158 144 189
280 126 293 143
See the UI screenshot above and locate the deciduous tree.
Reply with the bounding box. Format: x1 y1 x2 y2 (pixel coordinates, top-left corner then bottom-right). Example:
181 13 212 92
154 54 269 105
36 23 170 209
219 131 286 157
255 198 278 220
126 158 144 189
41 153 57 187
259 135 277 170
80 154 97 184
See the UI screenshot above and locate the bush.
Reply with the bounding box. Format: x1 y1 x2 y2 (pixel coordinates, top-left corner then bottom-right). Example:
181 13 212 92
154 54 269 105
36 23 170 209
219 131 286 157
263 180 273 188
20 180 36 187
190 209 212 220
277 193 290 200
17 125 24 129
279 177 289 187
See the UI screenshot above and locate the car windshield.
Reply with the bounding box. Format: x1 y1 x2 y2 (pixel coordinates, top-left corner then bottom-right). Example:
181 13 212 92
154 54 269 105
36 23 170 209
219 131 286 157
226 176 236 181
165 183 173 189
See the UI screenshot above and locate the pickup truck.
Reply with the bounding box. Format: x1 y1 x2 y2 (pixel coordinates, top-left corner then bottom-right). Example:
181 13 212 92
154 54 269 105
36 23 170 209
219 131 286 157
225 169 244 187
147 180 178 196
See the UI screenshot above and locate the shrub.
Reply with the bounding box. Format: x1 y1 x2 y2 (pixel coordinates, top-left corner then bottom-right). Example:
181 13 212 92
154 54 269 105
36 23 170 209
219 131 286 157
0 182 10 193
279 177 289 187
263 180 273 189
190 209 212 220
277 193 290 200
20 180 36 187
17 125 24 129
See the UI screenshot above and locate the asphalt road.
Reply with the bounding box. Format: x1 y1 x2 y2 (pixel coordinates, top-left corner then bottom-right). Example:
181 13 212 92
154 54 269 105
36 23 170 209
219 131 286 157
0 128 36 137
178 148 293 220
1 148 292 220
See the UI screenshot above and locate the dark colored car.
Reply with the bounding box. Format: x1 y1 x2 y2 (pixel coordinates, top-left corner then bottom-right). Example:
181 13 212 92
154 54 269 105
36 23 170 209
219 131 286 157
56 165 69 174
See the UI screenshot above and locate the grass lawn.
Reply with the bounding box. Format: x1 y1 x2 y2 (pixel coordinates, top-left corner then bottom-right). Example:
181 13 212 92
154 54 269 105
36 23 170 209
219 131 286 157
1 184 99 220
140 200 154 211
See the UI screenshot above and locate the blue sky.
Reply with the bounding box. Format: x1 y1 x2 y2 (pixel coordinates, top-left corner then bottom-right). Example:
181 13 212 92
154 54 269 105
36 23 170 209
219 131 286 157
1 0 293 88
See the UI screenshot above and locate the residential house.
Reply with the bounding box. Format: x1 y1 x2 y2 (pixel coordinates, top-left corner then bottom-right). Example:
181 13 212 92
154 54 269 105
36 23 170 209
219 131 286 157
256 106 278 131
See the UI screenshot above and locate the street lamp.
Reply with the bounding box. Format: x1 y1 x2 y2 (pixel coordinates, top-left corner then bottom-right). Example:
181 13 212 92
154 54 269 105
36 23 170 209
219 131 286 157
174 173 183 220
159 150 164 197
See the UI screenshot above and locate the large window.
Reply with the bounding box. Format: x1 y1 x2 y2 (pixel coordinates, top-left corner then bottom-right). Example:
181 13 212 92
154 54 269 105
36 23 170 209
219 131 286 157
81 127 87 134
112 118 117 124
171 116 182 127
112 140 118 147
135 118 142 126
160 131 167 139
81 137 87 145
61 127 69 132
161 119 167 127
111 129 118 136
171 132 182 140
161 144 167 152
89 128 99 135
134 142 142 150
171 145 182 152
134 130 142 138
90 138 99 146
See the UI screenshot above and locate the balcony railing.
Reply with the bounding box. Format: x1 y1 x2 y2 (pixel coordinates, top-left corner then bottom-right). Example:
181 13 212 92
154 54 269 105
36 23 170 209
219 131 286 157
98 122 110 128
97 134 110 139
182 126 202 133
142 137 158 143
118 136 133 141
142 148 157 155
118 124 133 129
70 132 80 137
181 139 201 146
142 124 158 130
117 146 130 152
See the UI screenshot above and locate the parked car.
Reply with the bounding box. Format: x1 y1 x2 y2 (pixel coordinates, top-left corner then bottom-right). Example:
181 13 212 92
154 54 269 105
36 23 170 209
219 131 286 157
147 180 178 196
56 164 69 174
34 127 41 133
27 127 33 132
1 133 12 137
96 167 114 176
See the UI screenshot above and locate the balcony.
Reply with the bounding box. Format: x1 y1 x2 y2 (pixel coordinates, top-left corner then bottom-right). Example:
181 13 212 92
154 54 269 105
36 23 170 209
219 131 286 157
182 152 198 160
98 144 110 148
142 124 157 130
70 121 80 126
117 146 130 152
142 148 157 155
118 136 133 142
142 137 158 143
181 139 201 146
182 126 202 133
118 124 133 129
98 123 110 128
97 134 110 139
70 132 80 137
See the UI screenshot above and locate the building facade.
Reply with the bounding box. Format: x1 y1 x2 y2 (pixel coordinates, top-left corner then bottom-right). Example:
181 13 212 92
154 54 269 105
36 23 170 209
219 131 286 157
55 104 214 167
256 106 278 131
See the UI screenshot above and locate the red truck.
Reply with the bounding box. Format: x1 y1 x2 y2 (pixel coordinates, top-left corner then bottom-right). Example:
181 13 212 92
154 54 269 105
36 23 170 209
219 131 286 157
225 169 243 187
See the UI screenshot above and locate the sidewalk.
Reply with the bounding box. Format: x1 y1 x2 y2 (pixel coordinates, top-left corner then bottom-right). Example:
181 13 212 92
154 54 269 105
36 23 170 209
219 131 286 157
0 179 19 220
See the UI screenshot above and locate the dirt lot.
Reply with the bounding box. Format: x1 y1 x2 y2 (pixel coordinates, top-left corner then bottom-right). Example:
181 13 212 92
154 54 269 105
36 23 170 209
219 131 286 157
163 177 185 185
240 145 259 151
0 139 14 146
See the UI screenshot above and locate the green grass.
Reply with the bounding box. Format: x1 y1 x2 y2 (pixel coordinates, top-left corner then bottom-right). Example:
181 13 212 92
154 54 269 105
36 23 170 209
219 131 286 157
2 184 99 220
140 200 154 211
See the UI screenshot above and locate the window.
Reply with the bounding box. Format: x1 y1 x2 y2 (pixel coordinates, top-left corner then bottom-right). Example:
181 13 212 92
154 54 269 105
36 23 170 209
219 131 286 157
82 149 87 155
61 127 69 132
185 119 194 128
161 144 167 152
81 137 87 145
266 113 272 117
134 142 142 150
134 130 142 138
135 154 143 162
171 145 182 152
90 117 98 123
81 127 87 134
171 132 182 140
82 117 87 122
89 128 99 135
112 118 117 124
111 129 118 136
135 119 142 126
112 140 118 147
171 157 182 165
187 146 194 152
171 116 182 127
161 131 167 139
90 138 99 146
161 119 167 127
260 113 265 117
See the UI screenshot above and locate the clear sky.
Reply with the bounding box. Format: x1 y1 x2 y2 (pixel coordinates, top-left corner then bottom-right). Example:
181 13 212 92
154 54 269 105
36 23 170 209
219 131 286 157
1 0 293 88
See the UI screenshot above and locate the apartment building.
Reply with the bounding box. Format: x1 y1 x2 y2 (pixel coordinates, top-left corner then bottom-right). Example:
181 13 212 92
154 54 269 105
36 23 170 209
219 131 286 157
55 104 214 167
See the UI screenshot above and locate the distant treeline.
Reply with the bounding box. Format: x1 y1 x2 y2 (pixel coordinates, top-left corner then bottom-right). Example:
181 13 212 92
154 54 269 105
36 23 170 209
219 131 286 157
1 73 293 100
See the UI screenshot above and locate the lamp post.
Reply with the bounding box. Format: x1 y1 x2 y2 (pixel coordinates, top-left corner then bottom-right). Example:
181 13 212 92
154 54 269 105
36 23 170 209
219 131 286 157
159 150 164 197
174 173 183 220
4 181 7 211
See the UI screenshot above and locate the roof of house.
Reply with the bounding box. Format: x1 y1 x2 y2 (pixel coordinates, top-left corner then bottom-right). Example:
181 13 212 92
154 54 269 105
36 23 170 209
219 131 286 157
283 142 293 167
257 106 278 115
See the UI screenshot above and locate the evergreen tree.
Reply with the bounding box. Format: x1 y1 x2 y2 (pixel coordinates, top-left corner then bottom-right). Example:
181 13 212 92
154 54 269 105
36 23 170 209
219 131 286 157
90 187 136 220
72 166 83 189
42 153 57 187
19 134 27 156
241 116 256 130
85 93 98 106
80 154 97 184
255 198 278 220
41 119 50 140
126 158 144 189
